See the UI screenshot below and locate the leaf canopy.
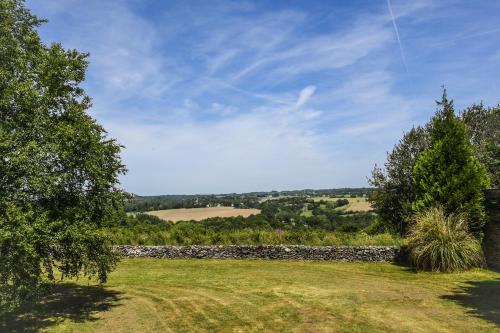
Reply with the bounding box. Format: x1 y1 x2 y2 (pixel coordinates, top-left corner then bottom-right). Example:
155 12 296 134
0 0 126 308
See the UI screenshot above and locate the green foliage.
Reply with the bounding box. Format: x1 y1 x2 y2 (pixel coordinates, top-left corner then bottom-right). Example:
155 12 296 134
363 216 390 235
335 198 350 207
126 194 261 211
408 207 484 272
461 103 500 188
0 0 126 309
105 214 402 246
413 92 490 237
369 93 498 236
369 126 429 235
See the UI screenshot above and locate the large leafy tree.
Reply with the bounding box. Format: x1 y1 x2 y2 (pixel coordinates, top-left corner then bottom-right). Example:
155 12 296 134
461 103 500 188
0 0 126 308
368 126 429 235
412 92 490 238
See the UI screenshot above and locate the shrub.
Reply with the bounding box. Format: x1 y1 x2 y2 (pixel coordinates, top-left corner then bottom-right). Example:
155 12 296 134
338 223 360 232
407 207 484 272
363 216 391 235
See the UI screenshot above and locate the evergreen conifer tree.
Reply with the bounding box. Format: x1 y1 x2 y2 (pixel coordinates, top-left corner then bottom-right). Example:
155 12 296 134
412 91 490 238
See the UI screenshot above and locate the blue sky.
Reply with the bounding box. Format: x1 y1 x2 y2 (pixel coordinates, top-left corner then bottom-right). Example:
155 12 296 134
27 0 500 195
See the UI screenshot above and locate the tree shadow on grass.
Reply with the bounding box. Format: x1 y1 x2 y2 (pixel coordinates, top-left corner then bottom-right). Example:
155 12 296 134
442 279 500 327
0 283 124 332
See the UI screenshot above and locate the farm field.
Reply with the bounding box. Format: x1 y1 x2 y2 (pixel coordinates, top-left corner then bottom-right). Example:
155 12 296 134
4 259 499 332
312 196 372 212
145 206 261 222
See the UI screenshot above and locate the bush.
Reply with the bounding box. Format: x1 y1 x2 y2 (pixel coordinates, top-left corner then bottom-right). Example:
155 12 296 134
407 207 484 272
363 217 391 235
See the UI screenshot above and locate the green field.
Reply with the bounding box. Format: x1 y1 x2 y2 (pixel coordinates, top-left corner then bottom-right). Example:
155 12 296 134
3 259 499 332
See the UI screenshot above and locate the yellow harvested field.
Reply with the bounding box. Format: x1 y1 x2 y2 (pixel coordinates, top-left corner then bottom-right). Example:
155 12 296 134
146 207 261 222
341 197 372 212
312 196 373 212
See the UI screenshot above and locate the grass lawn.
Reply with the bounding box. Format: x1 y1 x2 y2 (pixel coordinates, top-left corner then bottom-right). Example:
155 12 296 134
2 259 499 332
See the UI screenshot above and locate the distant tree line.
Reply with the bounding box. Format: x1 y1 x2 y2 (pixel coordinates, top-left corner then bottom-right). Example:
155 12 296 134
125 189 371 212
125 194 261 211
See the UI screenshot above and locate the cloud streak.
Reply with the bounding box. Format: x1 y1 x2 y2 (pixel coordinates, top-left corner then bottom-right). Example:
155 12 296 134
387 0 409 75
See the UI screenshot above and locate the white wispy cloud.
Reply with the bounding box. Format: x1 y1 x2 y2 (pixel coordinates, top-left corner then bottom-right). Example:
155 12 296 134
104 87 333 194
294 86 316 109
29 0 500 194
31 0 425 194
231 17 393 82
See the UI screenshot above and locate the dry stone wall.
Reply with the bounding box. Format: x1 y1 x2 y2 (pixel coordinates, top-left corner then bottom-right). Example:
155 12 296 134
114 245 407 263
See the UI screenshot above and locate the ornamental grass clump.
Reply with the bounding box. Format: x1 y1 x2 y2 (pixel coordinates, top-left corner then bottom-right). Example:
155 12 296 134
408 207 484 272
